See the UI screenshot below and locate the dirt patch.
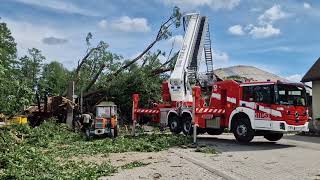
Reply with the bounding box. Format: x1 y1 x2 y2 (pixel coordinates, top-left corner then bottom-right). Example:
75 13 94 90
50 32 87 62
100 150 222 180
68 151 167 167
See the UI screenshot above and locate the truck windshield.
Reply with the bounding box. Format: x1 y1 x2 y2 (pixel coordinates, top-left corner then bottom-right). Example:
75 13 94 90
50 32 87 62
276 84 307 106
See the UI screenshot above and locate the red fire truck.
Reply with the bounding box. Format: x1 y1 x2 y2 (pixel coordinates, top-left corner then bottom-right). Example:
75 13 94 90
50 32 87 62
133 80 309 142
132 13 309 142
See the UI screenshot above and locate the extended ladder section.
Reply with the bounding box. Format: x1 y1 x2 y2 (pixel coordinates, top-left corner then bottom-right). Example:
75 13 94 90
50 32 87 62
204 22 214 75
188 16 207 82
169 13 211 103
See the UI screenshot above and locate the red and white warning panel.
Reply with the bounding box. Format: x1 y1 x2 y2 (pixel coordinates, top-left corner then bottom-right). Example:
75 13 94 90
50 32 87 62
134 109 160 114
195 107 225 114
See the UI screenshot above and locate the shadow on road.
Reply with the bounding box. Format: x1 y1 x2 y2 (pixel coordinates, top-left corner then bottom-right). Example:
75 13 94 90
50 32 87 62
197 136 296 152
283 134 320 144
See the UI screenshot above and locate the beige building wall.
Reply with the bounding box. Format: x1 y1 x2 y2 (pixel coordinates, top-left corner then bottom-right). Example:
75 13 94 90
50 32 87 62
313 81 320 119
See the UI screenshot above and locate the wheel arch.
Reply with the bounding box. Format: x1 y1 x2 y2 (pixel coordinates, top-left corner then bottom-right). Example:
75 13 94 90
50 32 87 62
228 107 255 131
181 110 192 120
167 110 179 123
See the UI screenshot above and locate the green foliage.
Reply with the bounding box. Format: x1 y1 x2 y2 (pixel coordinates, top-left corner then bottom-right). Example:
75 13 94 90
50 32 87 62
173 6 182 28
0 21 17 64
19 48 45 89
40 61 71 95
120 161 150 170
0 146 117 179
76 37 122 93
156 6 181 41
195 146 218 154
0 20 34 115
0 121 192 179
98 51 167 121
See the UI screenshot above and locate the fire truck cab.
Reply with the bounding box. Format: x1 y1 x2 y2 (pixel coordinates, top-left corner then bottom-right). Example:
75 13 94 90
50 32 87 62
193 80 309 142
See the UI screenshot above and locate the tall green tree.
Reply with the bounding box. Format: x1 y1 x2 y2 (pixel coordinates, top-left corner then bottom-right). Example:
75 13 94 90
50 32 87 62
19 48 45 90
0 20 17 67
40 61 70 96
0 20 33 114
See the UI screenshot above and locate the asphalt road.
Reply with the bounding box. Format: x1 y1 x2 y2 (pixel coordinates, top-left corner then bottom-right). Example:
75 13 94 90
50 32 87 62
188 134 320 180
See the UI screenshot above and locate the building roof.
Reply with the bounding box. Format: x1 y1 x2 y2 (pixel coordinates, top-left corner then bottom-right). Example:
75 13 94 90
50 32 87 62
302 57 320 82
213 65 289 82
96 101 116 107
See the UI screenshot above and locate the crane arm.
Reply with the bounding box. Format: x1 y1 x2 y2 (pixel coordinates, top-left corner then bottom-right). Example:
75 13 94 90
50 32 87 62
169 13 209 103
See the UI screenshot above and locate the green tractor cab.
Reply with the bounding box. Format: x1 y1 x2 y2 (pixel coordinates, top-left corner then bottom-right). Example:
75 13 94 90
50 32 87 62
85 101 118 140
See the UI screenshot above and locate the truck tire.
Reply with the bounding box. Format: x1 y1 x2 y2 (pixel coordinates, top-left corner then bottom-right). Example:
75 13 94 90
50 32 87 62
233 118 255 143
168 115 182 134
182 118 193 136
197 128 206 135
264 133 283 141
206 128 224 135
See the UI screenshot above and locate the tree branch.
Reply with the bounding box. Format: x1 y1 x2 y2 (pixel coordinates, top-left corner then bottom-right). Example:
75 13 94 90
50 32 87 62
75 47 98 76
160 51 179 68
151 67 173 76
83 63 106 93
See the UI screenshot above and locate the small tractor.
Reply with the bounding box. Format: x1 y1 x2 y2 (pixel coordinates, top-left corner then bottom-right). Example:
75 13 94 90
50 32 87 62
85 101 118 139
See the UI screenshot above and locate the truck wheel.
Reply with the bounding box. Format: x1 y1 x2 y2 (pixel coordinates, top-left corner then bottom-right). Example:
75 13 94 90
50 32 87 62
264 133 283 141
182 118 193 136
168 116 182 134
233 118 255 143
197 128 206 135
206 128 224 135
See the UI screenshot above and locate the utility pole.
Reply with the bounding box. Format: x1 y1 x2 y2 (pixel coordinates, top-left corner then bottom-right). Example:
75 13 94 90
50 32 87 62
66 81 74 129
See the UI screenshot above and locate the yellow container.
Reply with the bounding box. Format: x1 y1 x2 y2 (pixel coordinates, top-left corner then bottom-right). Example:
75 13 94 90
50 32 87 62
11 116 28 124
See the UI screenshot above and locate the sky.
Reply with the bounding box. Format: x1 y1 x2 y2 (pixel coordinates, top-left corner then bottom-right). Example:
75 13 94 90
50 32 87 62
0 0 319 82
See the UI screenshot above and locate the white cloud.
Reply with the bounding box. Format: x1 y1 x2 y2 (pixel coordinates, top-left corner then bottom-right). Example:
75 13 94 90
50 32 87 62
229 5 289 39
248 46 293 53
286 74 303 82
98 19 107 29
13 0 98 16
5 18 62 51
111 16 151 33
303 2 311 9
248 24 280 39
213 51 229 62
228 25 245 35
3 18 85 69
258 5 289 25
161 0 240 10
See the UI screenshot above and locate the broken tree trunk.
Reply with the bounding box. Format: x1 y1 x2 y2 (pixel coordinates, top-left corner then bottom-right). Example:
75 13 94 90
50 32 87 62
103 12 179 83
83 63 106 93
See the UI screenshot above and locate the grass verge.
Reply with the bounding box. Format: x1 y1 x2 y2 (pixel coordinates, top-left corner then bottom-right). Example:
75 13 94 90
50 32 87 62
120 161 150 170
194 146 218 154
